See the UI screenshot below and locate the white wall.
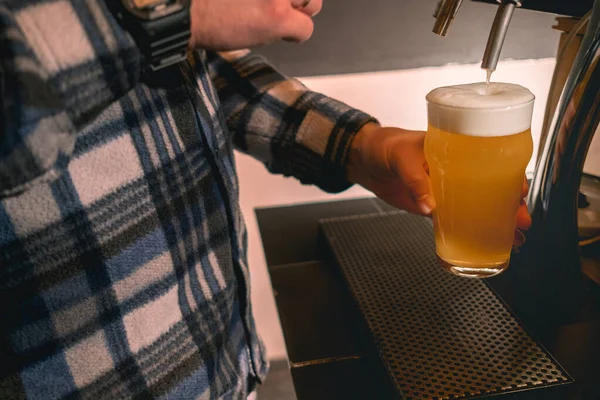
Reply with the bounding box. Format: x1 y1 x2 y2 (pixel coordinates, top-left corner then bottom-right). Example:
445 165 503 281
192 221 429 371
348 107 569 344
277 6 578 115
238 58 557 360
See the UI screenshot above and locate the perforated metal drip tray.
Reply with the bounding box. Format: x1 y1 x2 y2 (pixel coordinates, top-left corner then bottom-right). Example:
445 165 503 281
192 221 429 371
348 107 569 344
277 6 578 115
319 211 572 400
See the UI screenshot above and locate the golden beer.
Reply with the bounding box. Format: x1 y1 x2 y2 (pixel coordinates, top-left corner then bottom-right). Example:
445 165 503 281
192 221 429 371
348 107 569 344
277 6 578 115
425 82 534 278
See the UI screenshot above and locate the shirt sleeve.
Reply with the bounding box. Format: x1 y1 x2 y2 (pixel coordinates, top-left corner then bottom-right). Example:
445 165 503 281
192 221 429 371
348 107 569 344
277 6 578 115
0 0 141 196
205 50 378 193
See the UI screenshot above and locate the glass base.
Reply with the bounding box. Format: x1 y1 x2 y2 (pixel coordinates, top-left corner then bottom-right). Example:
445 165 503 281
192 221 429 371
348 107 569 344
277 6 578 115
437 254 509 279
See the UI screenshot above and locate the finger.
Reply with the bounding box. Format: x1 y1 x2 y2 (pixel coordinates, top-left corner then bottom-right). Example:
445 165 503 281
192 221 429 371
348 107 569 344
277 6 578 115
521 177 529 198
379 190 425 216
516 200 532 230
391 151 435 216
279 10 315 42
513 229 526 247
292 0 322 16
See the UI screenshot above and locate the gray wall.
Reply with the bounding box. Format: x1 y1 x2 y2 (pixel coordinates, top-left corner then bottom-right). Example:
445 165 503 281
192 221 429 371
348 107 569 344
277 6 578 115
257 0 560 77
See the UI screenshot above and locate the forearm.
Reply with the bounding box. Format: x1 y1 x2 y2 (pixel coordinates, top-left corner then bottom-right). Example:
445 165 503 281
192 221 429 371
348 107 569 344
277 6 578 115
206 50 377 192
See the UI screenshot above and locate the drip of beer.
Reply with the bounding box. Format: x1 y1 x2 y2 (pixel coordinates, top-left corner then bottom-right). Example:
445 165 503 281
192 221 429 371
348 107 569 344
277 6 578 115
485 69 493 94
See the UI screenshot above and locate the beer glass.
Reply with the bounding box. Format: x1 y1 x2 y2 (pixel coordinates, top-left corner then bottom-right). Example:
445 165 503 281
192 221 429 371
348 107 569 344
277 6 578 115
425 82 534 278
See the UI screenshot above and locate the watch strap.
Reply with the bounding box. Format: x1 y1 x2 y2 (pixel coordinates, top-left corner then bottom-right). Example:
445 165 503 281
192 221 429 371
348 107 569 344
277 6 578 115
108 0 191 74
136 9 191 73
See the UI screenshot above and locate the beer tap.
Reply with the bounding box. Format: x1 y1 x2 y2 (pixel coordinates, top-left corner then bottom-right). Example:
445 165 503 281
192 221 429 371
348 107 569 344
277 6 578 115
432 0 464 36
480 1 520 75
433 0 521 75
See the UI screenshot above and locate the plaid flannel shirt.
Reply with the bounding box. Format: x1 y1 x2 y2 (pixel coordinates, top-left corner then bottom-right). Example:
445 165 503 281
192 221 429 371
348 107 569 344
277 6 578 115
0 0 376 398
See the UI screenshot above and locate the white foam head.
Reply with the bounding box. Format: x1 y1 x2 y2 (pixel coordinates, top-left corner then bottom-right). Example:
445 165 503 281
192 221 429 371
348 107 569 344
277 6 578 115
426 82 535 137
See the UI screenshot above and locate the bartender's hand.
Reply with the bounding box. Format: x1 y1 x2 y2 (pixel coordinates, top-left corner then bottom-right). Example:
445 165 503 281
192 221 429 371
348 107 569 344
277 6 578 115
347 123 532 236
189 0 323 50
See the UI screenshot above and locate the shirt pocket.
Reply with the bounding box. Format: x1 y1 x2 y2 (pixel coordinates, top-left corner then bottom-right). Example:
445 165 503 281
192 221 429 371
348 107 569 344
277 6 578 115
0 101 77 198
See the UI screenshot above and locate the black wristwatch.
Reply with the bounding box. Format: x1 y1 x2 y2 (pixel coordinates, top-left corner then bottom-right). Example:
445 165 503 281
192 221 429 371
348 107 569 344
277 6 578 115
107 0 191 74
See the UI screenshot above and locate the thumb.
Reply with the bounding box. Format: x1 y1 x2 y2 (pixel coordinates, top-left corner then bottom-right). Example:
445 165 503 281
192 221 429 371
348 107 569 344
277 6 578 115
279 10 315 43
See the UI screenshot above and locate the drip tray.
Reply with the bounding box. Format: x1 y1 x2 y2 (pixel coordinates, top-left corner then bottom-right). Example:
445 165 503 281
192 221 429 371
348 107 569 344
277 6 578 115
319 211 572 400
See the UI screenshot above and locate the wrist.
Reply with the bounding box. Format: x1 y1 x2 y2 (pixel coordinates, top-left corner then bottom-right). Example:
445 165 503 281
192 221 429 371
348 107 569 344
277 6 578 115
346 122 380 184
188 0 199 49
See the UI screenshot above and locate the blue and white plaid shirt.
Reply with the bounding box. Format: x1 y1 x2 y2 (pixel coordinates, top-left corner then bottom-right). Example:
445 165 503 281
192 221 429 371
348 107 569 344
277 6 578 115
0 0 375 398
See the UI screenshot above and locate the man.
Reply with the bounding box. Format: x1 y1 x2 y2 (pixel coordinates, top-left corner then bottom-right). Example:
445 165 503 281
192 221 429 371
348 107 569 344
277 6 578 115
0 0 531 398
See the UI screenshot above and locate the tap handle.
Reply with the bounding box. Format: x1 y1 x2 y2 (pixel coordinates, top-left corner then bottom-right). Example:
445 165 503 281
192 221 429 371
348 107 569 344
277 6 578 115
433 0 464 36
481 0 520 73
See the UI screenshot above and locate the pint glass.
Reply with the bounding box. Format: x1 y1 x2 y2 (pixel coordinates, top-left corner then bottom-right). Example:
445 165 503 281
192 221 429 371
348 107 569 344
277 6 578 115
425 82 534 278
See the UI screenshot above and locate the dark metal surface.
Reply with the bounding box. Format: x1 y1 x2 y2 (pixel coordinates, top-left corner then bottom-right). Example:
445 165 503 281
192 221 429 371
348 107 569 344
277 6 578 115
268 261 372 362
256 198 600 399
473 0 594 17
268 258 401 400
320 211 572 400
255 198 395 267
291 355 399 400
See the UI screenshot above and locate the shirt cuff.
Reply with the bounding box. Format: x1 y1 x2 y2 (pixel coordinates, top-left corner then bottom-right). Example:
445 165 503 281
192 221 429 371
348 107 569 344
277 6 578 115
275 96 378 193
